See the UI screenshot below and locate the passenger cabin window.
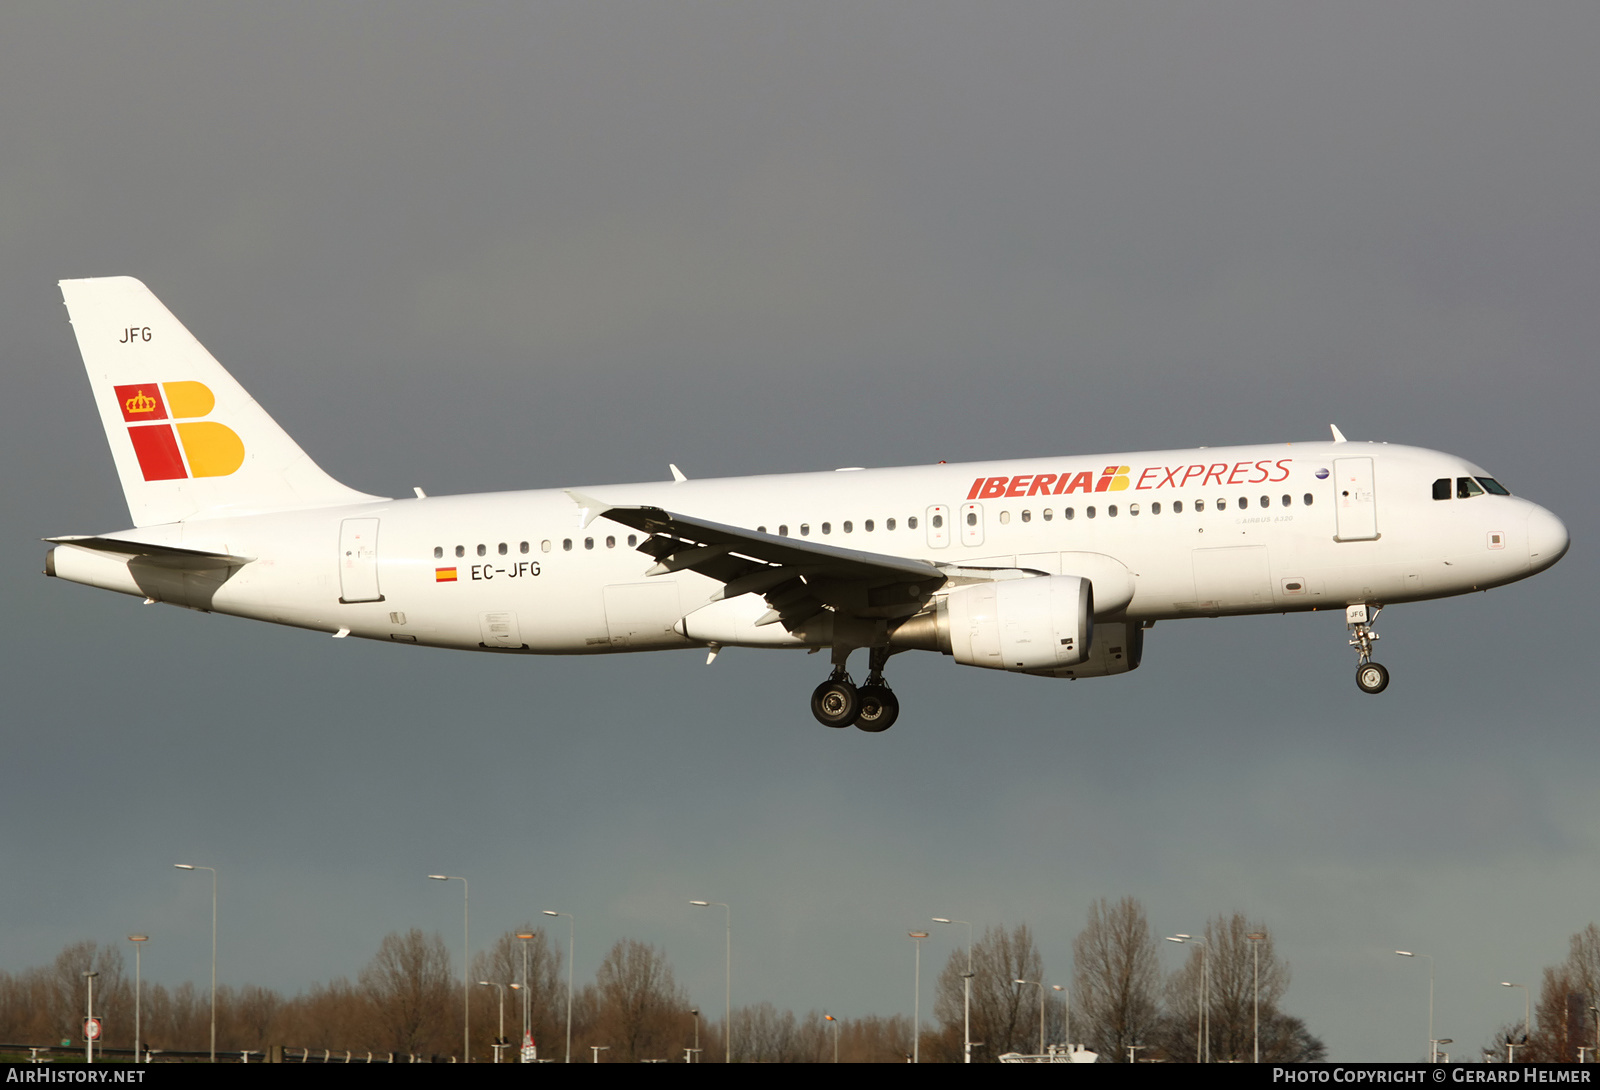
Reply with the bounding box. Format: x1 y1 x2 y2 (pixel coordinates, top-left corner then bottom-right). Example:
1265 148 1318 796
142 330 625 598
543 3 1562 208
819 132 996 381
779 524 789 536
520 541 530 554
477 544 487 557
433 546 443 559
1151 502 1161 515
1303 493 1314 506
1065 508 1076 520
584 537 594 550
998 511 1010 525
1433 478 1452 501
931 514 943 529
455 545 465 558
801 524 811 537
821 522 831 535
843 521 853 533
1042 509 1053 521
606 536 616 548
908 516 918 530
541 540 552 552
563 539 572 551
865 520 875 532
498 542 508 555
1173 501 1183 513
1087 506 1097 519
1195 500 1205 512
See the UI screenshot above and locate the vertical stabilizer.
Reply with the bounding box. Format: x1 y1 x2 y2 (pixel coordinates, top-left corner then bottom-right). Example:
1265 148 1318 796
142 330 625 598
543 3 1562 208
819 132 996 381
60 277 383 526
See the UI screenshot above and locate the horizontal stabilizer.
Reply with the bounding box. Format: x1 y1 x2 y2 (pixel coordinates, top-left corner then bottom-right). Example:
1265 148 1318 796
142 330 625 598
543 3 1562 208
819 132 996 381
45 534 253 567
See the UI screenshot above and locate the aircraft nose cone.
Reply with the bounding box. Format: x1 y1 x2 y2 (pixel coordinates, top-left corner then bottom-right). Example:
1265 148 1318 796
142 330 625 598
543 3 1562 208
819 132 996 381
1525 504 1569 573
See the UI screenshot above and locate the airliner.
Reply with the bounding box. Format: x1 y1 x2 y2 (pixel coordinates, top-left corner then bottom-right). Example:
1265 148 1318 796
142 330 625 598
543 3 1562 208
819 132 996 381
46 277 1569 731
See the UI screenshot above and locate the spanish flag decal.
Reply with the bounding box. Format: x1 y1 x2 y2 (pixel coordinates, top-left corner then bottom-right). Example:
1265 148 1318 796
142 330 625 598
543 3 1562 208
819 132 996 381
435 568 458 583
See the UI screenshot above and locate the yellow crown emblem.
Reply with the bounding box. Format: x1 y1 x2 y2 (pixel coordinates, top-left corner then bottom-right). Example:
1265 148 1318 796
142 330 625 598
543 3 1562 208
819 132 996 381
124 388 158 414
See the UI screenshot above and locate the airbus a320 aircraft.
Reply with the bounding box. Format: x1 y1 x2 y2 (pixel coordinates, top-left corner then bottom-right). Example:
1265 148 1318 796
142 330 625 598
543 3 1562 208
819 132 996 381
47 278 1568 731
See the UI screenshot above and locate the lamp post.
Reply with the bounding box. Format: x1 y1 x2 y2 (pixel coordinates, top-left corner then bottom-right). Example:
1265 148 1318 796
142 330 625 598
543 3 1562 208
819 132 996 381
1503 982 1530 1062
908 931 929 1063
1395 951 1435 1062
127 935 149 1063
932 918 973 1063
824 1013 839 1062
542 911 574 1063
690 901 730 1063
83 970 99 1064
429 875 469 1061
174 864 217 1062
479 982 508 1062
1015 978 1049 1055
515 931 535 1047
1167 935 1208 1062
1247 932 1267 1063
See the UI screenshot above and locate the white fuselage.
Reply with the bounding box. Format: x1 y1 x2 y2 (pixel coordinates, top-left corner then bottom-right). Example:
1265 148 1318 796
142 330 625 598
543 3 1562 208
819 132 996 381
50 440 1567 660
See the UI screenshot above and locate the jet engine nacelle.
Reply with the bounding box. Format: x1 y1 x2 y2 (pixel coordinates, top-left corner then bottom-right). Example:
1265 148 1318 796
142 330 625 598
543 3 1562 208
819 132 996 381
892 574 1093 673
1024 620 1144 679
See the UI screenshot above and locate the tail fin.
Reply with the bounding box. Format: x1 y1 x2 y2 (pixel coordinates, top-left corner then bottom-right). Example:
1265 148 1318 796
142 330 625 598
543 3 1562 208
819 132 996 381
60 277 382 527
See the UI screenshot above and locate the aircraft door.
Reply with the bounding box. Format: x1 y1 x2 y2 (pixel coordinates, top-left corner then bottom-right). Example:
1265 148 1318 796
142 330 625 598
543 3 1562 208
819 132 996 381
1333 457 1379 542
926 505 950 549
960 503 985 547
338 518 384 603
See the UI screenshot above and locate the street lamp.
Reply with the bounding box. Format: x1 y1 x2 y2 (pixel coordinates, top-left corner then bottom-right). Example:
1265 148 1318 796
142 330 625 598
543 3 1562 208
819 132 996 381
174 864 218 1062
824 1013 839 1062
83 970 99 1064
1395 951 1436 1062
429 875 470 1061
127 935 149 1063
1503 982 1530 1062
1247 932 1267 1063
1167 934 1209 1062
908 931 929 1064
515 931 535 1049
691 901 731 1063
933 917 974 1064
1015 978 1050 1055
479 982 509 1062
542 911 574 1063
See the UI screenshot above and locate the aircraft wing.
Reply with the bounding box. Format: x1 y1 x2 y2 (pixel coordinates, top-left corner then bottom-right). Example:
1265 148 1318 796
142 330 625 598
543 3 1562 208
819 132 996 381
566 491 945 626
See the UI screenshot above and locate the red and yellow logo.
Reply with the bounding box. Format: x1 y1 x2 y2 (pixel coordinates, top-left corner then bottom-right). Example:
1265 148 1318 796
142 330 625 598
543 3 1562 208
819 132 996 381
114 381 244 482
435 568 458 583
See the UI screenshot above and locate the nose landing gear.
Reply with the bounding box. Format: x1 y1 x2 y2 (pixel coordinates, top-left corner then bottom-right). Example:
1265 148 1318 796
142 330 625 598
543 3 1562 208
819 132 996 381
1347 604 1389 694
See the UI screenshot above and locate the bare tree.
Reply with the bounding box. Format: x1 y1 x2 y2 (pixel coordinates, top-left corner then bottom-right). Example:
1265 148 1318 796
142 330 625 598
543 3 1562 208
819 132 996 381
1072 897 1159 1062
358 928 453 1056
588 939 689 1062
930 922 1045 1061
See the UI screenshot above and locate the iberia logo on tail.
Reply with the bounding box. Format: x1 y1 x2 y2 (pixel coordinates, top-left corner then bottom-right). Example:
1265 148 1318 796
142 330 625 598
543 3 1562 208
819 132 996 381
113 381 245 481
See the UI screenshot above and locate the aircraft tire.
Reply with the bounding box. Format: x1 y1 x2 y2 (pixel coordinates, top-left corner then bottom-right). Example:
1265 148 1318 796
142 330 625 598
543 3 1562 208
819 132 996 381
854 686 899 732
1355 662 1390 695
811 680 859 728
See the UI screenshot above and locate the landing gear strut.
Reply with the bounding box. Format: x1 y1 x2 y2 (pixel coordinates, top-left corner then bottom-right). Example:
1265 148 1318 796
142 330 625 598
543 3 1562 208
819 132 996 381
1346 604 1390 695
810 648 901 731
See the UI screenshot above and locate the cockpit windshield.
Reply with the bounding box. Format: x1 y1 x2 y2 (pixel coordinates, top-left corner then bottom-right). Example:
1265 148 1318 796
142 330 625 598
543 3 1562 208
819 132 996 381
1433 476 1512 500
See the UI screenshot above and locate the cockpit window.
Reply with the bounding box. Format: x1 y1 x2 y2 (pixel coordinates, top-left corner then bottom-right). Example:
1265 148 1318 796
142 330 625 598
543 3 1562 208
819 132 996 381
1432 478 1452 501
1476 477 1511 496
1457 477 1484 499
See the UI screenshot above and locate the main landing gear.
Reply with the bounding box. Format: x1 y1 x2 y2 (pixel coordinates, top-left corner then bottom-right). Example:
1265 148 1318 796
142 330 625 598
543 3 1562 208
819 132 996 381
811 648 901 731
1346 604 1390 695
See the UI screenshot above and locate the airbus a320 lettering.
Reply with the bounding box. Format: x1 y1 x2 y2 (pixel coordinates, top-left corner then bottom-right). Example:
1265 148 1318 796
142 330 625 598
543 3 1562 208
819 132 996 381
46 278 1569 731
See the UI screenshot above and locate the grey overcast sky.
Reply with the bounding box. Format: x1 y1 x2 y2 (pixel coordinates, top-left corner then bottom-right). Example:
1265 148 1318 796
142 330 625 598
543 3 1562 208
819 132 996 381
3 2 1594 1062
